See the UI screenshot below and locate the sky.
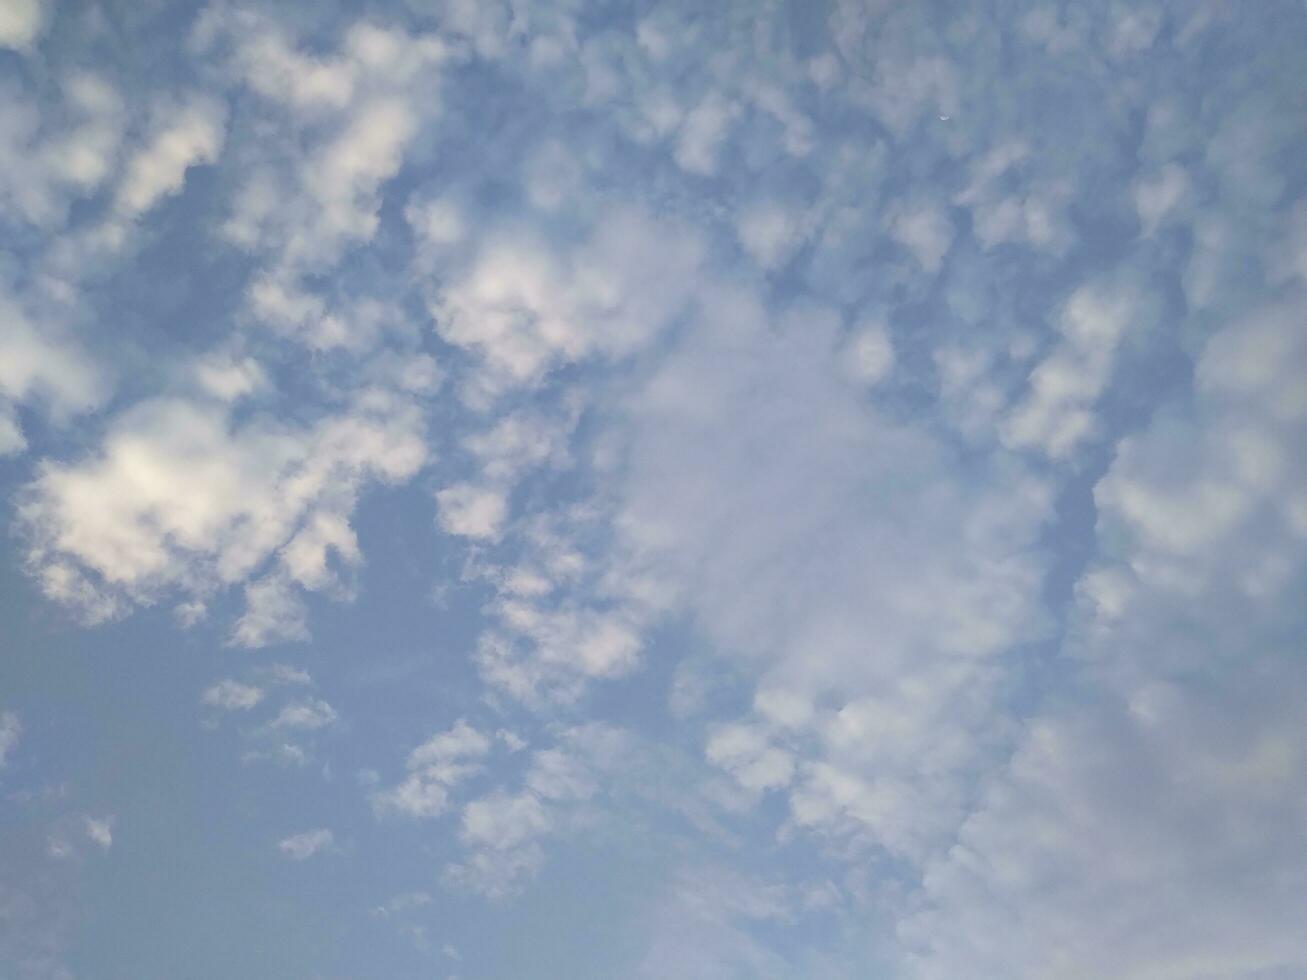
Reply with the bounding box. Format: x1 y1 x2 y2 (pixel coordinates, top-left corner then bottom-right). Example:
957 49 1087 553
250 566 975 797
1 0 1306 977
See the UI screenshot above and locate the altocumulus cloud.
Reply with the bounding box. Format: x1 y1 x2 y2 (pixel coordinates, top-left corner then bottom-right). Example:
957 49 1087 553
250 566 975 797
1 1 1306 978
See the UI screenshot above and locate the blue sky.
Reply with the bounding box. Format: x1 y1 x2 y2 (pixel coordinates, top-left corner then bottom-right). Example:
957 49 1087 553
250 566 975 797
1 1 1306 977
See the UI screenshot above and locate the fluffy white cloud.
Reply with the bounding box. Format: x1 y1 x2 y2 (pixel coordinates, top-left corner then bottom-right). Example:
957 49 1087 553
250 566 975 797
203 14 448 353
0 290 106 424
428 208 704 393
0 73 125 227
193 354 266 402
115 98 225 217
0 0 45 52
1003 278 1152 459
18 386 427 641
278 828 334 860
435 483 509 542
200 680 265 712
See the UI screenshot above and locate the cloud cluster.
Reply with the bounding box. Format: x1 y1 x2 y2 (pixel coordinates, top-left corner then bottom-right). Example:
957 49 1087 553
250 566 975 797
19 388 426 642
2 1 1305 977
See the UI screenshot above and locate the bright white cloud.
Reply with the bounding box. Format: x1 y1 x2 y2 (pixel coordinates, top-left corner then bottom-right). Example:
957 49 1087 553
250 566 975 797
0 0 44 51
18 387 427 640
115 98 225 217
429 208 704 393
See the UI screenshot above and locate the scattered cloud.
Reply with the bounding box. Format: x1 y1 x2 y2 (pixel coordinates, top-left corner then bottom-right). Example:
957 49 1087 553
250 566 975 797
270 699 338 732
0 0 46 52
1 2 1304 977
83 816 112 850
278 828 334 860
201 680 265 712
0 713 19 769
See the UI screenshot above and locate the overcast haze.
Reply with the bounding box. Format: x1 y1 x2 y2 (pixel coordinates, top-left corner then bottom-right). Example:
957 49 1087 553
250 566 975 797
2 0 1307 977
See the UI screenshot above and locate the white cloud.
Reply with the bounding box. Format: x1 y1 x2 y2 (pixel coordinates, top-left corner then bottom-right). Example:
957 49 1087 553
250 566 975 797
462 407 577 483
905 293 1307 979
0 290 106 423
435 484 509 542
115 98 225 217
0 409 24 457
955 142 1071 253
84 817 113 850
372 720 492 820
889 201 954 273
19 387 427 640
205 14 448 349
841 321 895 386
0 712 20 768
261 664 312 687
231 574 310 648
443 724 632 898
737 202 808 271
270 699 337 731
705 724 795 794
0 0 45 51
200 680 265 712
632 866 805 979
1094 299 1306 593
430 208 704 393
193 355 266 402
614 284 1052 859
224 22 355 111
1133 163 1189 236
278 828 333 860
473 601 645 706
674 92 736 176
1003 278 1150 459
0 73 125 227
308 98 414 244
